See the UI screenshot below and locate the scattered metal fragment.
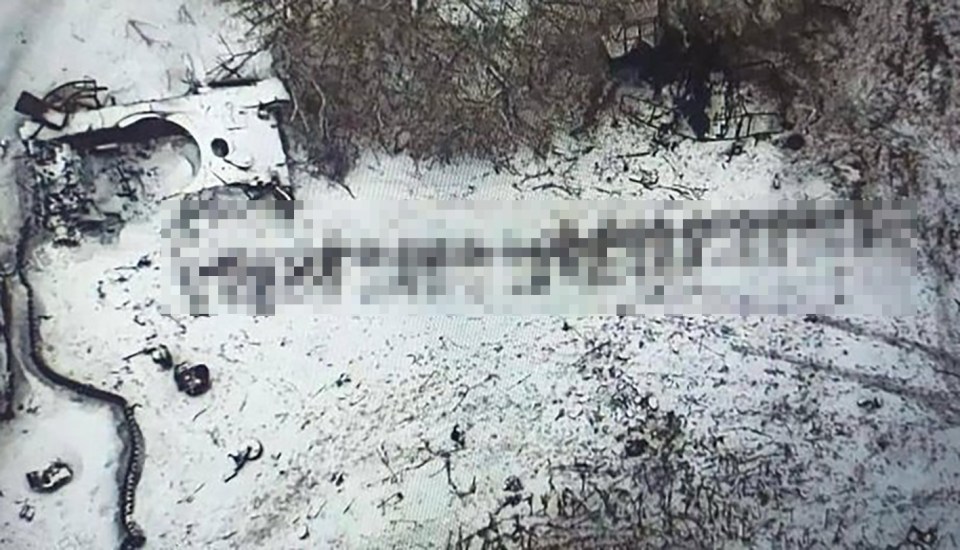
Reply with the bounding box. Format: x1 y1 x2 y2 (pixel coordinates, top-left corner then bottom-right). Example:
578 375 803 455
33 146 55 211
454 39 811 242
26 460 73 493
504 476 523 493
174 363 210 396
149 345 174 370
450 423 466 448
14 91 68 130
122 344 174 370
116 255 153 272
857 397 883 412
640 394 658 411
19 503 35 522
224 439 264 483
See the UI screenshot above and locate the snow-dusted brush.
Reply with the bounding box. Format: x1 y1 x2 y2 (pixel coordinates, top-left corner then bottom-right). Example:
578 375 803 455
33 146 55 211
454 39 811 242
585 0 799 144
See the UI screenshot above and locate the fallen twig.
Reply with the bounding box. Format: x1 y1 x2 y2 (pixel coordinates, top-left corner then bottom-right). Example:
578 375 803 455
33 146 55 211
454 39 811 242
125 19 170 48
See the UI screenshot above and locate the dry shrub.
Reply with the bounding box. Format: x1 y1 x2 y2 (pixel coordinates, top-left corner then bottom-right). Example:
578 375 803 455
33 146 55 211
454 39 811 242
228 0 665 178
226 0 871 180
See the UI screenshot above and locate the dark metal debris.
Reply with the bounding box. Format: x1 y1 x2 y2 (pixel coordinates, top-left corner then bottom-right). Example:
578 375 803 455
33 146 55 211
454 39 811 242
450 424 466 448
122 344 174 370
150 345 174 370
26 460 73 493
335 373 351 387
504 475 524 493
857 397 883 412
174 363 210 396
224 439 264 483
14 91 66 129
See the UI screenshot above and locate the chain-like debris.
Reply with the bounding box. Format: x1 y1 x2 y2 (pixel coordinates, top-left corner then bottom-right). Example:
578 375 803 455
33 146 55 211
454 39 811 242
14 212 147 550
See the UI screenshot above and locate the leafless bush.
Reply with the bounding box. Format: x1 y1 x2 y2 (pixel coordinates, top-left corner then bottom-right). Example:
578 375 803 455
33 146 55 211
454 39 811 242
225 0 657 178
224 0 889 182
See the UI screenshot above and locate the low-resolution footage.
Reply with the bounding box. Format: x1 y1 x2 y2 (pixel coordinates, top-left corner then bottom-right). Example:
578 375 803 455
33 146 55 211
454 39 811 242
1 1 959 549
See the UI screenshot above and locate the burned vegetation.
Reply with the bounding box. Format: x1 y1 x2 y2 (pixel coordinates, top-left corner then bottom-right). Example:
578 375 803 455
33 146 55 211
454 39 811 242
228 0 856 180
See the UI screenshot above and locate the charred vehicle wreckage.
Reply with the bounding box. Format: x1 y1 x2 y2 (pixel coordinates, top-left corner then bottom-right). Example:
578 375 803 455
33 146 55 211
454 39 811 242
13 77 294 246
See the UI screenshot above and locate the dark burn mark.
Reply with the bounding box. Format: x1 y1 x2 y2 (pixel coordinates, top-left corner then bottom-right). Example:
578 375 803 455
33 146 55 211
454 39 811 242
601 19 787 142
150 345 174 370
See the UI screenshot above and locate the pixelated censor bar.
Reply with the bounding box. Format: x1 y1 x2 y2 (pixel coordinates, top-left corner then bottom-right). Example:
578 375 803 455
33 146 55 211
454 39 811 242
161 198 919 315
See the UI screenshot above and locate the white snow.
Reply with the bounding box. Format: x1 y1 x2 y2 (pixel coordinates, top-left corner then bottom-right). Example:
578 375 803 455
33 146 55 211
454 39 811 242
1 1 959 549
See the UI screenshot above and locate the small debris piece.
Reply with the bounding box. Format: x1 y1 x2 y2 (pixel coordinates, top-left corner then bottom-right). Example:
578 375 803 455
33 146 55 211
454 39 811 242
726 141 745 160
174 363 210 396
857 397 882 412
908 525 937 546
783 133 806 151
26 460 73 493
19 503 35 522
14 91 67 129
335 373 351 387
450 424 466 448
224 439 264 483
641 394 659 411
624 438 649 457
504 476 523 493
298 525 309 540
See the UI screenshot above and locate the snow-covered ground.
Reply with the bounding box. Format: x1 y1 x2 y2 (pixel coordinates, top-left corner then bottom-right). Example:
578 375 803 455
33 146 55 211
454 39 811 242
2 1 960 549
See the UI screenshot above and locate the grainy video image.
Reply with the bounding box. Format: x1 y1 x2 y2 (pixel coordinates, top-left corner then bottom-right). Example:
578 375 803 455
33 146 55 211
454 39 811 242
1 1 959 549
